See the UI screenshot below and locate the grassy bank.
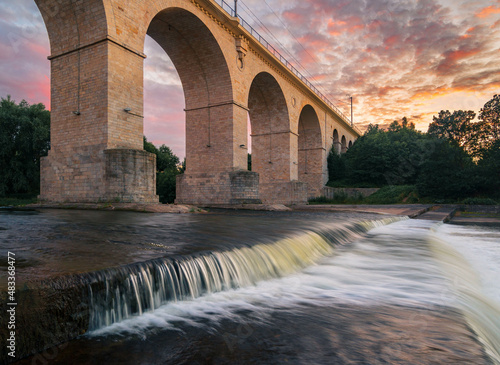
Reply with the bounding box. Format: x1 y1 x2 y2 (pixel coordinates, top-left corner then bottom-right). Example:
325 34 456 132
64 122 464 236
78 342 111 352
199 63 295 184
0 195 38 207
309 185 499 205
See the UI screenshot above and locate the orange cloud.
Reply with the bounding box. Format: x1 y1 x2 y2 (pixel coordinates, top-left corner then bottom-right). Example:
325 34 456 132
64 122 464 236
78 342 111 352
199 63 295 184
460 27 475 39
447 48 480 62
476 5 500 18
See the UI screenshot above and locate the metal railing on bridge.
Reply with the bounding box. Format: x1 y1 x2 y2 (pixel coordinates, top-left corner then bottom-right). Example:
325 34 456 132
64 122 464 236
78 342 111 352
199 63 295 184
214 0 361 134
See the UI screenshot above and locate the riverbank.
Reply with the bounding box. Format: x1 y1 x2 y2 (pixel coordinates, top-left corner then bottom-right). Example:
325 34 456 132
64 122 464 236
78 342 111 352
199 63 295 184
15 202 203 213
293 204 500 225
5 201 500 226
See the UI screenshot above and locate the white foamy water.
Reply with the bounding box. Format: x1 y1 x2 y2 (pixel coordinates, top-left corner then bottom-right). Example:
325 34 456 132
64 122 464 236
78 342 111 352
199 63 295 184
433 223 500 304
88 219 500 364
430 223 500 364
90 219 455 337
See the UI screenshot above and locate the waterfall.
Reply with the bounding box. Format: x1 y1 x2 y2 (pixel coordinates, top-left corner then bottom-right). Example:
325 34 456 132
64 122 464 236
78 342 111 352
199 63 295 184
429 224 500 365
87 217 403 330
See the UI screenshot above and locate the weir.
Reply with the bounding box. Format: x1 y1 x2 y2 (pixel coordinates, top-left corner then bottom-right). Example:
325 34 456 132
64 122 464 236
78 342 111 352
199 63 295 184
429 225 500 363
85 219 399 329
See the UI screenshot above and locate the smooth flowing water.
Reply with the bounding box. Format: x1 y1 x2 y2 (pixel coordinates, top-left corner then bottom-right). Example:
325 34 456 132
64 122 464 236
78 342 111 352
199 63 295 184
1 209 499 364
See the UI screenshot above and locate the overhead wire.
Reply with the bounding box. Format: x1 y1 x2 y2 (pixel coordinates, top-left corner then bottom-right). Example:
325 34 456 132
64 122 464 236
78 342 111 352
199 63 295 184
239 1 306 76
242 0 352 110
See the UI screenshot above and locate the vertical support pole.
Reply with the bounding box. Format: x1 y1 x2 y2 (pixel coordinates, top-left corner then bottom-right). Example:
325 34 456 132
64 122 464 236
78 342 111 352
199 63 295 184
350 96 353 127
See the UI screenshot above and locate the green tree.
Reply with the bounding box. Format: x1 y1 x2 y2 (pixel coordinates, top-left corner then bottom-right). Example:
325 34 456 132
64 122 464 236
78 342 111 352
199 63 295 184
479 94 500 138
427 110 476 152
156 145 179 172
416 139 475 200
327 147 345 182
474 139 500 197
473 94 500 155
143 136 181 204
332 119 429 186
0 96 50 196
143 136 158 155
387 117 415 132
180 158 186 173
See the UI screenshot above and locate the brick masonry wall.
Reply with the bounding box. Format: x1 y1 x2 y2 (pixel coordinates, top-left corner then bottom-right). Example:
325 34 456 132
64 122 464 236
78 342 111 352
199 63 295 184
176 170 260 205
36 0 359 204
260 181 308 205
104 149 158 202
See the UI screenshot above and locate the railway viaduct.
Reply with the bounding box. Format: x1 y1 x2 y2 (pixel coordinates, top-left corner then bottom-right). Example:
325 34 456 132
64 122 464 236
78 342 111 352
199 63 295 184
35 0 360 205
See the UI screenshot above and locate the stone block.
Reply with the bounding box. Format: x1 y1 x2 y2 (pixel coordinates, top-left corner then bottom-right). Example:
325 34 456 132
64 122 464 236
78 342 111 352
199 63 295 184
103 149 158 203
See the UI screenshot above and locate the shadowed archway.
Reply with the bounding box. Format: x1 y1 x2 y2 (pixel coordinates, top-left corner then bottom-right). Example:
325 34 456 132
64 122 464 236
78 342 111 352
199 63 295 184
147 8 233 173
333 129 340 154
248 72 289 181
298 105 324 197
248 72 298 203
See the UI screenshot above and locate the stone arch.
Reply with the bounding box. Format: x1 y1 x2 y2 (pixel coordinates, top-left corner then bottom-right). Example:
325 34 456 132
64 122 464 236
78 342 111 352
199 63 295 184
146 8 233 173
35 0 109 56
248 72 292 202
341 135 347 153
298 105 323 197
248 72 289 181
348 140 353 149
35 0 160 203
35 0 253 205
333 129 340 154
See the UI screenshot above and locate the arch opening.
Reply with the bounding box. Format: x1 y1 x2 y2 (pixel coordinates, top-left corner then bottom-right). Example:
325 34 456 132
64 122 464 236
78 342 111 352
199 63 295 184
247 72 289 184
143 36 185 159
146 7 233 173
298 105 323 197
341 135 347 154
332 129 340 154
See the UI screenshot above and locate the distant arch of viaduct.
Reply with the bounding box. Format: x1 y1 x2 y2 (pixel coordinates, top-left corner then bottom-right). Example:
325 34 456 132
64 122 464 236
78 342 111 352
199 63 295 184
35 0 359 205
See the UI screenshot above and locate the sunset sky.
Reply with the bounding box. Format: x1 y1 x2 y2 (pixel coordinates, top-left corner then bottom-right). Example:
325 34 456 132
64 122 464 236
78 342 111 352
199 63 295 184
1 0 499 158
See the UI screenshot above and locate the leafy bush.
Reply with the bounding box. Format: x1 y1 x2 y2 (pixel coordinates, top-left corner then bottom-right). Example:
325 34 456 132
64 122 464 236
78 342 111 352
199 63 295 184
144 136 181 204
327 121 430 187
0 194 38 207
416 139 475 200
461 197 498 205
0 96 50 196
327 149 345 182
364 185 417 204
157 171 178 204
308 192 364 205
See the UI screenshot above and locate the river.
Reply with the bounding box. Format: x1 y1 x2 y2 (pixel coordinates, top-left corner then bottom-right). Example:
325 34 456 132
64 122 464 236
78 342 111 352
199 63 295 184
1 209 499 364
